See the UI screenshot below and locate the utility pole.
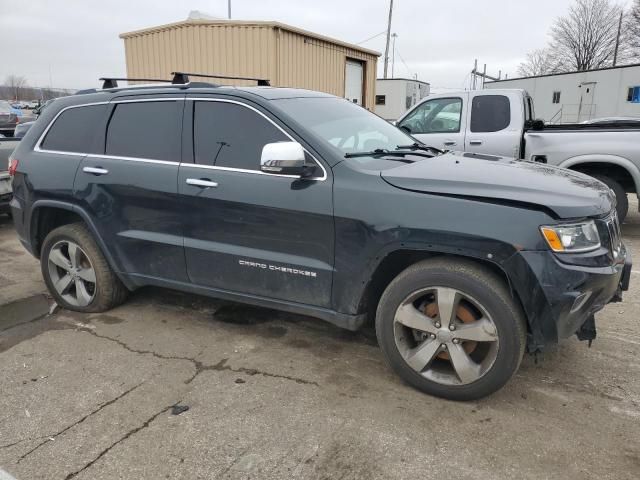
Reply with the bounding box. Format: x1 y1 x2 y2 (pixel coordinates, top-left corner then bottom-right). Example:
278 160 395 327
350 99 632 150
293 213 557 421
613 11 623 66
391 33 397 78
472 59 477 89
383 0 394 79
228 0 232 19
482 63 486 89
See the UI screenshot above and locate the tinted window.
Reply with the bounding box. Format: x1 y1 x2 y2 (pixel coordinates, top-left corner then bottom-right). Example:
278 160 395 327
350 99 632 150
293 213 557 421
106 101 181 161
399 98 462 134
470 95 510 133
41 104 107 153
194 101 288 170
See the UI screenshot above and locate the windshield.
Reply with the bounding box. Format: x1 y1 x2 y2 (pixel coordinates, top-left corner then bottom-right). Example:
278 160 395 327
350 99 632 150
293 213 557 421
273 97 414 156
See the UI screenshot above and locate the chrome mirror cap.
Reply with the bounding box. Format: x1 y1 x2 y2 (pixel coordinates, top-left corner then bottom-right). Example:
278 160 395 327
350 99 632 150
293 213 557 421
260 142 306 176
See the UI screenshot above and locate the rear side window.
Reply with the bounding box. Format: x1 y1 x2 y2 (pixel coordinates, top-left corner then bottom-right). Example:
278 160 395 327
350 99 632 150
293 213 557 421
470 95 511 133
40 105 107 153
193 101 288 170
105 101 181 161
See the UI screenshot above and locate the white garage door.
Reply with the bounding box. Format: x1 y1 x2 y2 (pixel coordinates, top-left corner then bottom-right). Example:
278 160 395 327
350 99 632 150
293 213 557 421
345 60 364 106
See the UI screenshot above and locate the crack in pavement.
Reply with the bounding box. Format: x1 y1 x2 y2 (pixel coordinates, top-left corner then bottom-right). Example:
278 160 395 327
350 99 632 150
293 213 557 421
63 402 177 480
0 313 50 334
77 328 319 387
186 358 320 386
16 382 144 463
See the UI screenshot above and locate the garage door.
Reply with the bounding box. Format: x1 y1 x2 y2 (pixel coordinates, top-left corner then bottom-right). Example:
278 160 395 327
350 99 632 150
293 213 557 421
345 60 364 106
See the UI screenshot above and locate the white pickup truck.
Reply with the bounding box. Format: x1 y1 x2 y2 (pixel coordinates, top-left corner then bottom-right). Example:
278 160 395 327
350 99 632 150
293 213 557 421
396 89 640 221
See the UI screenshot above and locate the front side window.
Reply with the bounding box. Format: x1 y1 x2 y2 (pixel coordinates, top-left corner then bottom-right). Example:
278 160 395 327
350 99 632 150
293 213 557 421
193 101 288 170
105 101 181 161
398 97 462 134
470 95 511 133
40 104 107 153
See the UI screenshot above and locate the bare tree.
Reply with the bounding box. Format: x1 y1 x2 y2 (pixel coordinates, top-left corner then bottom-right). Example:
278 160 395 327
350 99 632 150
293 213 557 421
629 0 640 56
551 0 625 71
5 75 28 101
517 48 564 77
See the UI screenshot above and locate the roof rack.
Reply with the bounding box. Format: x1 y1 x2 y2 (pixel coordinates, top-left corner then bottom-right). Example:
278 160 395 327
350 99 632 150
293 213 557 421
99 72 189 89
171 71 271 86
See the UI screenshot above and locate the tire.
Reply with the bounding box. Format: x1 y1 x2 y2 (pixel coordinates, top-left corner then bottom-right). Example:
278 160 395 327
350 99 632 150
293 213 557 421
375 257 526 401
40 223 128 313
593 174 628 222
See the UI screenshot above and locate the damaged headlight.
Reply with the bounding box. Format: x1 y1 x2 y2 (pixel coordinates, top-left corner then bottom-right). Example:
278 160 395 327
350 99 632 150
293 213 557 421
540 220 600 253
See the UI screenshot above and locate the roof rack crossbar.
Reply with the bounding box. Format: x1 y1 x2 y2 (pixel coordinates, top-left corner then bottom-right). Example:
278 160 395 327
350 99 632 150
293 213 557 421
99 74 189 90
171 71 270 86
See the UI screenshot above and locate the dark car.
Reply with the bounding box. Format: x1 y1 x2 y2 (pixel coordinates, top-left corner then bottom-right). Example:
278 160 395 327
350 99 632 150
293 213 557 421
0 100 19 136
9 78 631 400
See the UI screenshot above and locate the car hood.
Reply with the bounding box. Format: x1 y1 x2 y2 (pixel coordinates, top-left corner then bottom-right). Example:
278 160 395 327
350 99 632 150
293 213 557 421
380 152 614 218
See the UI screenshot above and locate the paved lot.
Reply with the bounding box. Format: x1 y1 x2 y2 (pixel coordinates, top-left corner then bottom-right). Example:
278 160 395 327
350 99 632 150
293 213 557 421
0 203 639 480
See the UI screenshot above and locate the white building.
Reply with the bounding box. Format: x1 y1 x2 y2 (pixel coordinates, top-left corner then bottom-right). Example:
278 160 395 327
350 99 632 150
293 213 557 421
375 78 430 120
485 63 640 123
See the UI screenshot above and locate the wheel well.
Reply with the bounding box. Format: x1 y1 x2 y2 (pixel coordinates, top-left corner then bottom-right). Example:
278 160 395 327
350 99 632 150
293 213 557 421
360 250 527 330
569 162 635 193
32 207 84 258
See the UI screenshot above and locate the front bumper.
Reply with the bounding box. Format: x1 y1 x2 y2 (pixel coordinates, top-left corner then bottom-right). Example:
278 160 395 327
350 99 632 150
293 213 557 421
504 246 631 351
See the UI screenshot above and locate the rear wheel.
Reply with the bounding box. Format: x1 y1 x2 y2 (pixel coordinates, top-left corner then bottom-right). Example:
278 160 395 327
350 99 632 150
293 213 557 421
376 258 526 401
41 223 128 312
593 174 628 222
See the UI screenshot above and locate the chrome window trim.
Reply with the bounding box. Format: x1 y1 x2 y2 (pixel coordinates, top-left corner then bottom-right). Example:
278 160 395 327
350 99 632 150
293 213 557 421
87 154 178 166
187 97 328 181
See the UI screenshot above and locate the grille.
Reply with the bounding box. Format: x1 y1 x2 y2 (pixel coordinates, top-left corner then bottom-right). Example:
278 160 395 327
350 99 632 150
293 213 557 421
605 212 622 258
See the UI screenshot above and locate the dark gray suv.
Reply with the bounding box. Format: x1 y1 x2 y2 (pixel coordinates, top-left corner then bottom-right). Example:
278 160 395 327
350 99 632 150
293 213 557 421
8 78 631 400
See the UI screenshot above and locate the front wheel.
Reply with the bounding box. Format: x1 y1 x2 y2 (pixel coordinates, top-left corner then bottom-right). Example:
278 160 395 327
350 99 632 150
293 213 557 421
376 258 526 401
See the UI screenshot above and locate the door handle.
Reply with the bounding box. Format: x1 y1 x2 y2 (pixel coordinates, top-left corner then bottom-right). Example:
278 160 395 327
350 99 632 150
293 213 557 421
83 166 109 176
443 141 457 146
186 178 219 188
469 140 483 146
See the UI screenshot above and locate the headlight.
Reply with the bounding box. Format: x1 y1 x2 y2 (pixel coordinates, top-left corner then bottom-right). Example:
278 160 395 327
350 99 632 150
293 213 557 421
540 220 600 253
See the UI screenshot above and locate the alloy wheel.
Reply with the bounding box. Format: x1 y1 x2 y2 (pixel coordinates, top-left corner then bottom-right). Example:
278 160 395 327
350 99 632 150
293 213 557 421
47 240 96 307
393 287 499 386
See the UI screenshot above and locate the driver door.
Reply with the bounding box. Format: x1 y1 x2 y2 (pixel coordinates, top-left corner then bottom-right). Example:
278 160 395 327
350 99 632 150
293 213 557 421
397 95 467 151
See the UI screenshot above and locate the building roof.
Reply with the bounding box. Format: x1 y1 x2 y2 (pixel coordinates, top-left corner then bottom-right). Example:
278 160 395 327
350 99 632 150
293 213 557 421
120 19 381 57
487 62 640 84
376 77 430 86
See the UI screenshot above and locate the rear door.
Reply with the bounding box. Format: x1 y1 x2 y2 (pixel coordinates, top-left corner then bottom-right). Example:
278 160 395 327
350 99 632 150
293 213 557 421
178 97 334 307
74 96 188 282
464 92 521 158
396 95 467 150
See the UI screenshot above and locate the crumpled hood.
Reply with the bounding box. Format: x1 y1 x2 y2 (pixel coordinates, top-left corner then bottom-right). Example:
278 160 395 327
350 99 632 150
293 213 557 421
380 152 614 218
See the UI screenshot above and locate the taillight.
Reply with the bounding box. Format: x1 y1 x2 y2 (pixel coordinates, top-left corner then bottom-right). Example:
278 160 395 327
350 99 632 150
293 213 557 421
8 158 18 176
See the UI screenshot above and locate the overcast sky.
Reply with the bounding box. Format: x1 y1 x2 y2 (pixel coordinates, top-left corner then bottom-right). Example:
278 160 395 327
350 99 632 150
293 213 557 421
2 0 583 92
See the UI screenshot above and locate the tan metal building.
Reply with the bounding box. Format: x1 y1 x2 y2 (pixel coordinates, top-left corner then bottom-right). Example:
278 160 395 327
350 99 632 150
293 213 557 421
120 20 380 109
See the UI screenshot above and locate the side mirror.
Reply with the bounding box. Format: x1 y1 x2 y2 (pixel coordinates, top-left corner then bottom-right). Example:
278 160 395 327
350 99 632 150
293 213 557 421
261 141 313 177
526 119 545 131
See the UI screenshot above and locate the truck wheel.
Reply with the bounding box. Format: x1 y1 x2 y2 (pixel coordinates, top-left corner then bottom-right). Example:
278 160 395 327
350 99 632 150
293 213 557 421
593 175 628 222
40 223 128 313
375 258 526 401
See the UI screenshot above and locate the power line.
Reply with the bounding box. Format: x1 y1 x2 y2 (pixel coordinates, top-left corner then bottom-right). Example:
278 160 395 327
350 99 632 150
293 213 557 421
356 30 387 45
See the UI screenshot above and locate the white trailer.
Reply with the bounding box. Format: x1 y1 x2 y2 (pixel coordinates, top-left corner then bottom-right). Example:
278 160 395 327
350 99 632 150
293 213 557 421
485 63 640 123
375 78 430 121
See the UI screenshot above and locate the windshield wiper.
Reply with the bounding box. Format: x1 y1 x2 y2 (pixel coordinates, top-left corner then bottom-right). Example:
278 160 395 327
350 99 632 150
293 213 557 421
344 148 432 160
396 143 444 155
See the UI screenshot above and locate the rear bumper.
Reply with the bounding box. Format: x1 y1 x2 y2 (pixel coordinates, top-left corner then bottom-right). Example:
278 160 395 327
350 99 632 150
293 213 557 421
505 247 630 351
